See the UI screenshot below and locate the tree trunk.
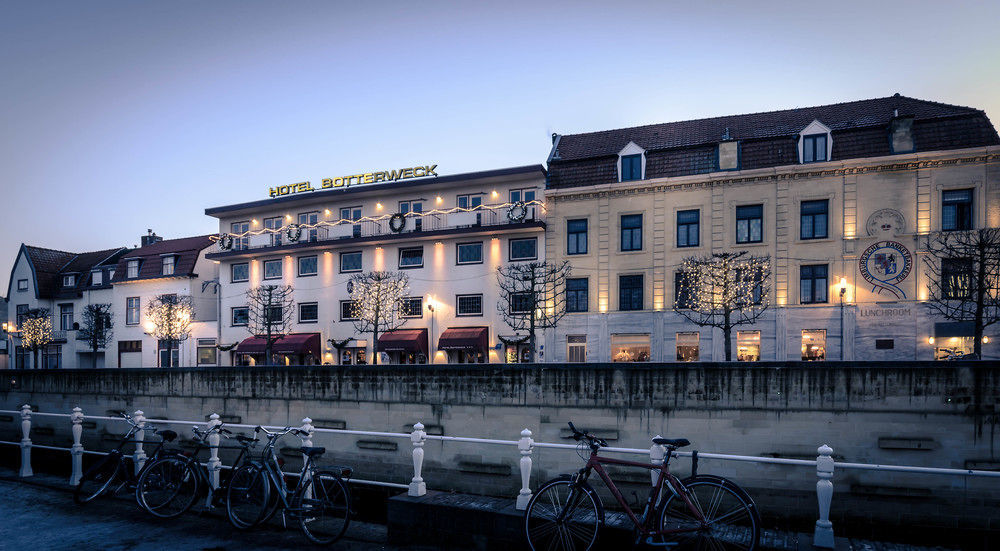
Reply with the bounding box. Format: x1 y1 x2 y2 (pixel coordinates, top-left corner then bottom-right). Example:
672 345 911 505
723 309 733 362
92 342 98 369
974 237 987 358
32 348 38 370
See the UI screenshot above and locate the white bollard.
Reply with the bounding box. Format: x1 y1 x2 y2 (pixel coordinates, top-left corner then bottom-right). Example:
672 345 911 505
70 407 84 485
409 422 427 497
206 413 222 491
299 417 315 499
515 428 534 510
19 404 32 478
133 410 147 475
650 436 666 487
813 444 835 549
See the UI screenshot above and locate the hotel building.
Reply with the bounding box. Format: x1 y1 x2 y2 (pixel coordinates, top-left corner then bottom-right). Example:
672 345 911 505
543 94 1000 362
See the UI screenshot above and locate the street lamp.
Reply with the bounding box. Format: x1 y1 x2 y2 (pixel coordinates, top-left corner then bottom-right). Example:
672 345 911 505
839 277 847 360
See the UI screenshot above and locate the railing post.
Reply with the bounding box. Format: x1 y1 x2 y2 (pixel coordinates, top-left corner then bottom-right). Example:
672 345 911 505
206 413 222 491
409 422 427 497
19 404 32 478
133 410 147 475
300 417 315 499
70 407 84 485
516 428 534 510
813 444 835 549
650 436 666 486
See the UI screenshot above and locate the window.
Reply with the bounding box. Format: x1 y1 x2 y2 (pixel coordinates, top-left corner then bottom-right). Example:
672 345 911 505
509 188 537 203
621 214 643 251
677 210 699 248
619 274 643 311
800 200 829 240
674 271 695 309
59 304 73 331
736 205 763 244
802 330 826 361
231 221 249 250
567 219 587 255
91 270 103 286
17 279 28 291
611 334 650 362
15 346 29 369
620 154 642 181
456 294 483 316
737 331 760 362
340 251 362 273
942 189 973 231
126 297 140 325
63 274 75 287
263 259 282 280
566 278 588 313
340 206 362 237
457 242 483 264
676 332 699 362
399 247 424 269
875 339 894 350
162 255 175 276
298 302 318 323
508 237 537 261
457 194 483 209
800 264 828 304
265 305 283 324
298 211 319 242
941 258 973 299
42 344 62 369
231 307 249 326
16 304 29 328
399 200 424 231
567 335 587 362
297 255 317 277
108 269 115 280
231 262 249 283
400 297 423 318
197 338 217 365
510 292 534 314
127 259 140 279
802 134 827 163
157 340 179 368
340 300 359 321
264 217 283 246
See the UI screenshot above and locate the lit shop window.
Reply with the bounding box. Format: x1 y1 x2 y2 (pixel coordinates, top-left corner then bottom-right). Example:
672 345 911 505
737 331 761 362
611 334 651 362
934 336 976 360
676 332 699 362
801 330 827 361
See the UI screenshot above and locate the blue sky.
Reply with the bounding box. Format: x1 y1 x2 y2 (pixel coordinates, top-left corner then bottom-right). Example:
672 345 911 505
2 1 998 291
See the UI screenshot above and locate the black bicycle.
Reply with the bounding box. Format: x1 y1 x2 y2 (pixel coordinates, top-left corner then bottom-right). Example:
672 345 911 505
74 412 179 505
226 425 353 545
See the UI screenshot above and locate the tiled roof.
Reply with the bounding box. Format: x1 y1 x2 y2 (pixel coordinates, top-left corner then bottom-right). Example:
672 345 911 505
20 245 128 299
112 235 214 283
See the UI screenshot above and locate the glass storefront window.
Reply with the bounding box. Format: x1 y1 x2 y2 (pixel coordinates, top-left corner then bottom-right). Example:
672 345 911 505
801 330 826 361
612 334 651 362
737 331 760 362
676 332 699 362
934 336 976 360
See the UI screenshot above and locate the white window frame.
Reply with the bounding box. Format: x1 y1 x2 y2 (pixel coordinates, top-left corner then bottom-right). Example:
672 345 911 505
63 274 76 287
161 255 175 276
797 120 833 164
91 270 103 286
456 294 484 316
127 259 140 279
617 141 646 182
17 279 28 291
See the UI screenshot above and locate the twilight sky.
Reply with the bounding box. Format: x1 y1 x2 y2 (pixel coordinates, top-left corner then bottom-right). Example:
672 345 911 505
2 0 998 292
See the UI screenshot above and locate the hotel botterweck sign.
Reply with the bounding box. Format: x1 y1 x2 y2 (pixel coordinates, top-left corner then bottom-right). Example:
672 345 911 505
858 240 912 299
269 164 438 198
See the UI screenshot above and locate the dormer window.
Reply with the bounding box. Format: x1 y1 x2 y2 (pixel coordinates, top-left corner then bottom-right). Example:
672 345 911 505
127 259 140 279
617 142 646 182
63 274 76 287
91 270 103 286
162 255 176 276
798 120 832 164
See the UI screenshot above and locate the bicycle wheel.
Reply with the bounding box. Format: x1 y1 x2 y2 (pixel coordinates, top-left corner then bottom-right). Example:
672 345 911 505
226 464 271 529
524 478 602 551
74 453 123 504
293 470 352 545
658 475 760 550
136 456 200 518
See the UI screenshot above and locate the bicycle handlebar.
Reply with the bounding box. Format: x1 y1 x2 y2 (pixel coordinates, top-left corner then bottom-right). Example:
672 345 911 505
567 422 608 449
254 425 305 438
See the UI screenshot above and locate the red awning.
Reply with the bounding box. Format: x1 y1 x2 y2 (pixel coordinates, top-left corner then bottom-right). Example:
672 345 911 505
235 333 321 356
437 326 489 351
376 329 428 354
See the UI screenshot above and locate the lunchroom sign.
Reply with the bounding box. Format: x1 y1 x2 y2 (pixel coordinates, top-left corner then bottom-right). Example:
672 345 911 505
269 164 438 198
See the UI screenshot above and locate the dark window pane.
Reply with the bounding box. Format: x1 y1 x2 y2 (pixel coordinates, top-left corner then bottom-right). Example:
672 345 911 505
619 275 643 311
510 238 537 260
567 278 588 313
458 242 483 264
399 248 424 268
341 252 362 272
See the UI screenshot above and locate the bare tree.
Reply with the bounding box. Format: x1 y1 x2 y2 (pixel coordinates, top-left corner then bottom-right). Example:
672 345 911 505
78 303 113 369
246 284 295 365
924 228 1000 358
496 261 571 363
345 271 410 365
674 251 771 361
20 308 52 369
145 294 193 367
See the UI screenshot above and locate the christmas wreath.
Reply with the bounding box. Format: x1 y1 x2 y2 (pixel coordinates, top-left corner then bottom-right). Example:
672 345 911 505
286 223 302 242
218 234 234 251
507 201 527 223
389 212 407 233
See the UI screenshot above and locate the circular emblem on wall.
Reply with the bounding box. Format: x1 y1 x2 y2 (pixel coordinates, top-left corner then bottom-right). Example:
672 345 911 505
865 209 906 236
858 240 912 299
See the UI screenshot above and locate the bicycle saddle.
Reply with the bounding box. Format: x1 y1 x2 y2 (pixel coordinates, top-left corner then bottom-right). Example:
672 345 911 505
652 437 690 448
159 429 178 442
299 446 326 457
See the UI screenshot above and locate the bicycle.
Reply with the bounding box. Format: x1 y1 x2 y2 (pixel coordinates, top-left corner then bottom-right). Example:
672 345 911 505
74 412 179 505
225 425 353 545
524 422 761 550
136 423 258 518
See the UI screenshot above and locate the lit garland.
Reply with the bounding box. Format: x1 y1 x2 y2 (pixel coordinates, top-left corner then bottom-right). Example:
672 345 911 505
21 315 53 350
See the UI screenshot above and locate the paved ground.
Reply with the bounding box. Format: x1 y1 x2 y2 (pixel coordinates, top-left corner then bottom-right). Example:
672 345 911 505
0 474 411 551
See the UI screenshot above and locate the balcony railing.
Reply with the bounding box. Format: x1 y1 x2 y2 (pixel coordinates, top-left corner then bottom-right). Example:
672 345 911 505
214 201 544 254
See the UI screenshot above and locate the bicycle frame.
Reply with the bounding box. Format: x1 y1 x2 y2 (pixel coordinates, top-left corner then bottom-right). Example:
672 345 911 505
257 431 316 514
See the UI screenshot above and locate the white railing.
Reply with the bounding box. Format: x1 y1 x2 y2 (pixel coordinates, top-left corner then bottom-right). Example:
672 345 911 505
2 405 999 549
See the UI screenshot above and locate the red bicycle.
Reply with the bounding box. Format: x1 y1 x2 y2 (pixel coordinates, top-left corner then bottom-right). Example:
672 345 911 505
523 422 760 550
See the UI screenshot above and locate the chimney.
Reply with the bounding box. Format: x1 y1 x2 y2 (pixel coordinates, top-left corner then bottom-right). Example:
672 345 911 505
141 229 163 247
